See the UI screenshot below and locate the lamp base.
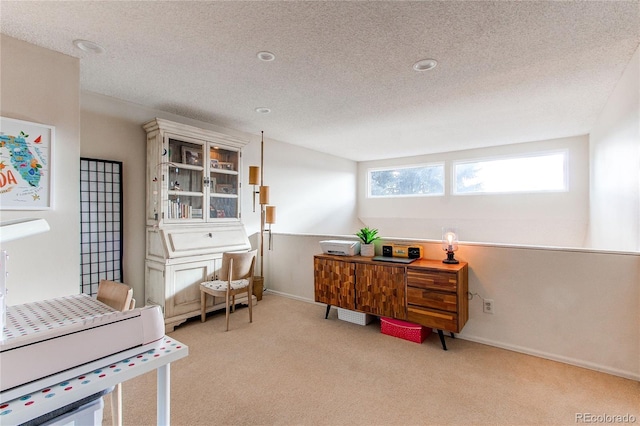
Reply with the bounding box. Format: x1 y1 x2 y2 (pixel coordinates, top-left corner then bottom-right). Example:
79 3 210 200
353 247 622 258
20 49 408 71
443 250 459 264
253 276 264 301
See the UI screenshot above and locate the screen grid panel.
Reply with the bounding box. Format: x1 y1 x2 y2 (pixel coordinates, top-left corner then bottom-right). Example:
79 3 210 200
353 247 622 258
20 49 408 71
80 158 123 296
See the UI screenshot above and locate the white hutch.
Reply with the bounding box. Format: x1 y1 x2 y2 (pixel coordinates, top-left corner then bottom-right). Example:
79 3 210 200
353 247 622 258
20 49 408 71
144 118 252 332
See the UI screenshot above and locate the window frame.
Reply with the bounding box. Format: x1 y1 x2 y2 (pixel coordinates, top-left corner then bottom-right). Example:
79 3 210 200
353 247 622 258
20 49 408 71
451 150 569 196
367 162 445 198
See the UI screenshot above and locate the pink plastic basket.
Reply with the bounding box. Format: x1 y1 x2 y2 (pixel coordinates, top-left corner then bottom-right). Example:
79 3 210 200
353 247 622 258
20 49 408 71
380 317 430 343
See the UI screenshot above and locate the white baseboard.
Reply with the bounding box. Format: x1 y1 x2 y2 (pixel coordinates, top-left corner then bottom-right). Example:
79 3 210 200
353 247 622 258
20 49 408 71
457 333 640 382
264 289 316 305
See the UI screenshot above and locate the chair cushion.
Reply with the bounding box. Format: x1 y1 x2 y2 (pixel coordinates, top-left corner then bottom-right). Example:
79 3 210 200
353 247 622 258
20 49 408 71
201 279 250 292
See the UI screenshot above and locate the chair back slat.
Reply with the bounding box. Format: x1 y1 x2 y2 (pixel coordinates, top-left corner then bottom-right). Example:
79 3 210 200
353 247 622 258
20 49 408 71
219 250 257 281
97 279 133 312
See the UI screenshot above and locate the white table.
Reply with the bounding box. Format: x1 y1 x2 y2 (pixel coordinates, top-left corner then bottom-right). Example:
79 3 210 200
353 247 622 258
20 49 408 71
0 336 188 425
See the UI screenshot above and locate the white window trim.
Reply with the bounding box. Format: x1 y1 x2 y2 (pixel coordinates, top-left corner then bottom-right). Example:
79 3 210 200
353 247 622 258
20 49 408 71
451 149 569 195
367 162 445 198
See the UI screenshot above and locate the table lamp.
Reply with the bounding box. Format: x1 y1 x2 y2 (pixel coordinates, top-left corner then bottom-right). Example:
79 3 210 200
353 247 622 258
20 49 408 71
442 227 459 264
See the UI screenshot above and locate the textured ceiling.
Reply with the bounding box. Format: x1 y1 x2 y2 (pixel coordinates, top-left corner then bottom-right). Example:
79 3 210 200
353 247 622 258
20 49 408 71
1 1 638 161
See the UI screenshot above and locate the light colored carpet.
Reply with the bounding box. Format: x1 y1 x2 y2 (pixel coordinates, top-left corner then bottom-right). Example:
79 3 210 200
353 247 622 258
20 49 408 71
103 293 639 425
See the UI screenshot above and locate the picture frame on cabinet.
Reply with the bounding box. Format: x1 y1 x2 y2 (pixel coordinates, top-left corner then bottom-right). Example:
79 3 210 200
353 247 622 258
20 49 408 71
210 159 219 169
0 116 55 210
215 184 235 194
218 161 234 171
182 147 202 166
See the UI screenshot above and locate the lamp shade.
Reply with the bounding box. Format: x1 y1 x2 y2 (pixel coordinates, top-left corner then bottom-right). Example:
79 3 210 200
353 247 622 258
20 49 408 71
249 166 260 185
259 186 270 205
442 228 458 251
266 206 276 224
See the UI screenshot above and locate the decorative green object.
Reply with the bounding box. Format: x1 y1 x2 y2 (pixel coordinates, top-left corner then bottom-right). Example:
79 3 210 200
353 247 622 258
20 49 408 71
355 227 380 244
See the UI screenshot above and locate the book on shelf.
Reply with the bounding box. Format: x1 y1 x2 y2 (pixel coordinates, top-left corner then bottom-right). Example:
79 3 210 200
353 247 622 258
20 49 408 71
167 200 196 219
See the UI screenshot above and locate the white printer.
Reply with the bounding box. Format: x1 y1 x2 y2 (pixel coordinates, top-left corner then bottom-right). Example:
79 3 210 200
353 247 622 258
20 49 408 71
320 240 361 256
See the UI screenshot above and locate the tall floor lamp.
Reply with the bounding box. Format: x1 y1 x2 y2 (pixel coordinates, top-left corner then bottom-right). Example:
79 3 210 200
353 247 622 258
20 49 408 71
249 131 276 297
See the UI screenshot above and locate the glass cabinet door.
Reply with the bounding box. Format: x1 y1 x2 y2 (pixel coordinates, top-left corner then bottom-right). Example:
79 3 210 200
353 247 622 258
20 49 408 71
208 144 239 219
145 118 248 226
165 138 204 220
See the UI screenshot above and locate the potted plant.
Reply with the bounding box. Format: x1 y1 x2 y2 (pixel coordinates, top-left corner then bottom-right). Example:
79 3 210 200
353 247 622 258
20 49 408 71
356 227 380 257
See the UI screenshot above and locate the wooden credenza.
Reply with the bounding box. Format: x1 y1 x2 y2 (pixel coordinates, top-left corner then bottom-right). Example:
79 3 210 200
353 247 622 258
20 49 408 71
314 254 468 350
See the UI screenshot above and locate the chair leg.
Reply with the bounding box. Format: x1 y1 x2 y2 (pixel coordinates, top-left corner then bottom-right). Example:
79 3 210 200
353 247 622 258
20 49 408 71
248 288 253 324
200 291 206 323
225 291 230 332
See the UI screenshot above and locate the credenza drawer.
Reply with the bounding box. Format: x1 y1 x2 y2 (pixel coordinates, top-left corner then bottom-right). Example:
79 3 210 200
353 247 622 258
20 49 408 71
407 270 457 291
407 287 457 312
407 306 458 332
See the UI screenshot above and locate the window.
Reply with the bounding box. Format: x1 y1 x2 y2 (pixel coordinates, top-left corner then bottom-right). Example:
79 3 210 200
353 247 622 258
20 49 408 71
368 163 444 197
453 151 567 194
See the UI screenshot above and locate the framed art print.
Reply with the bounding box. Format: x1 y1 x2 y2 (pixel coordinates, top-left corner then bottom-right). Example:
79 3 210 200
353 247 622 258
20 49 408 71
181 146 202 166
0 117 54 210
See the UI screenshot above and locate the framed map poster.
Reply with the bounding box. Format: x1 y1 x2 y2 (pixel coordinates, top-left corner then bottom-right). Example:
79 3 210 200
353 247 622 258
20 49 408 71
0 117 54 210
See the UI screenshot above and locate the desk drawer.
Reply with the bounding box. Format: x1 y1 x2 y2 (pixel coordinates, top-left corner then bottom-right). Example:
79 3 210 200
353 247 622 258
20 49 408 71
407 287 457 312
407 270 457 291
407 306 458 332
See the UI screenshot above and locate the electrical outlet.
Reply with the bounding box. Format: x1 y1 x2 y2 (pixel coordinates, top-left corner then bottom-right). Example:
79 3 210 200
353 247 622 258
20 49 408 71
483 299 494 314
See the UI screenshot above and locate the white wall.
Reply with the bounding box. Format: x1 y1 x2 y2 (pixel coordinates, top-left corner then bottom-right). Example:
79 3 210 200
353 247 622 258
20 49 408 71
80 92 359 302
0 35 81 304
358 136 590 247
249 139 360 237
266 233 640 380
588 45 640 251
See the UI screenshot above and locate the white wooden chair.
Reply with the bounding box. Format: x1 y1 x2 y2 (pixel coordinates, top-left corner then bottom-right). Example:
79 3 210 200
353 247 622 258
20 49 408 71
96 279 135 426
200 250 257 331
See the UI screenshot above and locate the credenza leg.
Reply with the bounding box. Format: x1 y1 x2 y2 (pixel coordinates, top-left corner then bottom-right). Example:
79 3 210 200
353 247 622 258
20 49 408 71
437 329 448 351
324 304 331 319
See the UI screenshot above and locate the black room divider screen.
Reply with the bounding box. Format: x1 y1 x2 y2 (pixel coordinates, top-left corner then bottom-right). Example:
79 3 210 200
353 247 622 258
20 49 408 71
79 158 123 296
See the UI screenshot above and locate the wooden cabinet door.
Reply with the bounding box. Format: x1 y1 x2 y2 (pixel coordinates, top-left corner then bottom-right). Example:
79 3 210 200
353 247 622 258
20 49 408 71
314 257 355 309
165 259 214 318
355 263 406 319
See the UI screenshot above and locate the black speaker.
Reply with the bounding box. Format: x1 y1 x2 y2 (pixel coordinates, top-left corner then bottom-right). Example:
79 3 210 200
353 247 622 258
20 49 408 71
382 245 393 257
408 247 422 259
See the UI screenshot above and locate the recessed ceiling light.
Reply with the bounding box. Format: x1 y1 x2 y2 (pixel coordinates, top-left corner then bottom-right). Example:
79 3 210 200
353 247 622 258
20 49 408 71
412 58 437 72
73 39 105 54
255 107 271 114
257 51 275 62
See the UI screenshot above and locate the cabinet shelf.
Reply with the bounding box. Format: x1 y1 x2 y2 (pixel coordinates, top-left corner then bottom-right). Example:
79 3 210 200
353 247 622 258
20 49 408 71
210 193 238 199
210 168 238 176
174 163 203 171
168 190 202 197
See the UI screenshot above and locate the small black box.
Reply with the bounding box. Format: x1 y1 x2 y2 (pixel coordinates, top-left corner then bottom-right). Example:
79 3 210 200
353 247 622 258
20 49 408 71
408 247 422 259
